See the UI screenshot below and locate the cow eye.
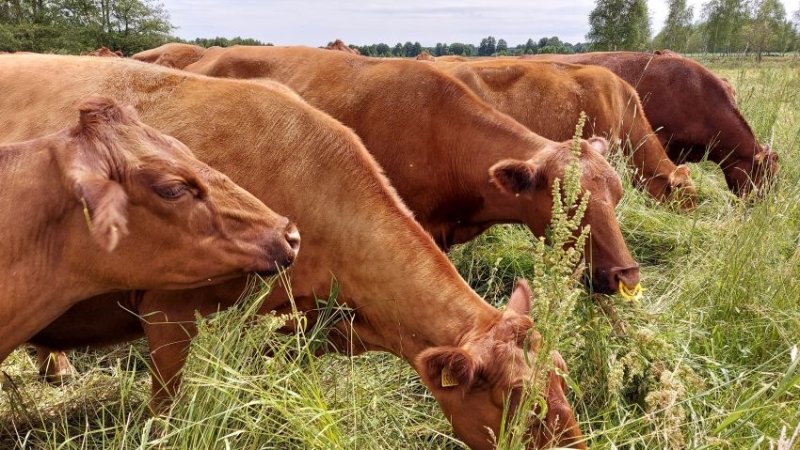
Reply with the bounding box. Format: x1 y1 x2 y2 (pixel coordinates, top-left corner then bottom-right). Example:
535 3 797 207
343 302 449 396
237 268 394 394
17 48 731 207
155 182 189 200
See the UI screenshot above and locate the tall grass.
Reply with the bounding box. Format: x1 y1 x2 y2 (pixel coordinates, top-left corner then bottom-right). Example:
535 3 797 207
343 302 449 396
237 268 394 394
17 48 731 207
2 58 799 449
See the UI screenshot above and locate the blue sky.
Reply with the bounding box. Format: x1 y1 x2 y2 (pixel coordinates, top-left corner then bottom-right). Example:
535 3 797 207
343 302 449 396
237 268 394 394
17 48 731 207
159 0 798 47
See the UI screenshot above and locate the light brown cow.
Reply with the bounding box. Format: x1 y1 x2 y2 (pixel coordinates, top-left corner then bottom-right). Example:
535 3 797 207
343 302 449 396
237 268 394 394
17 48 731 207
180 45 641 295
521 51 778 196
131 42 207 69
2 55 584 450
434 59 696 208
325 38 360 54
0 96 299 363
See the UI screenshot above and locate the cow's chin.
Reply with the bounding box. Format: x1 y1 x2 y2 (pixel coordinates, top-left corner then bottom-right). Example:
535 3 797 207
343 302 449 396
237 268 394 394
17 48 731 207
156 271 247 290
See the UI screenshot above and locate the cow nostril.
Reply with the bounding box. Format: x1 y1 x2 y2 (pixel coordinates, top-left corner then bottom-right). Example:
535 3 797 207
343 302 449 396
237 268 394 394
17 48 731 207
285 224 301 253
609 264 641 290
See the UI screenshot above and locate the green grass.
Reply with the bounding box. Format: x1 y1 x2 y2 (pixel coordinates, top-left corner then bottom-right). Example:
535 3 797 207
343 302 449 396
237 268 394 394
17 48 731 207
2 57 800 449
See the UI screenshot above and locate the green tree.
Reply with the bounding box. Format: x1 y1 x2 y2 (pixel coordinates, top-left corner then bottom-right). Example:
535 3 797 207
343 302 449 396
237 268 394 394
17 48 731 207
0 0 172 54
524 38 537 53
478 35 496 55
701 0 748 54
375 42 391 56
587 0 651 50
450 41 468 56
411 41 422 57
496 38 508 55
661 0 694 51
746 0 787 61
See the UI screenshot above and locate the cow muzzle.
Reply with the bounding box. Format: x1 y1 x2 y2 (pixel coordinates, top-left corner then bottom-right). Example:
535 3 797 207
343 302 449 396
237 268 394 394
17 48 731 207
590 264 641 295
252 222 301 276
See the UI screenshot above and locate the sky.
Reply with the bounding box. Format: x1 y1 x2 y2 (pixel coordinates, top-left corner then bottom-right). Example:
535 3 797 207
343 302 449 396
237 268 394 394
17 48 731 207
159 0 798 48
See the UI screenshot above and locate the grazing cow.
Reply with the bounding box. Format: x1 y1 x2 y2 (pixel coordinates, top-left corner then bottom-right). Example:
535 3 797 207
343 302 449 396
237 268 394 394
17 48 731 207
0 96 300 364
131 42 208 69
434 59 696 208
181 45 641 295
521 51 778 196
325 38 360 54
416 50 436 61
81 46 123 57
2 55 585 450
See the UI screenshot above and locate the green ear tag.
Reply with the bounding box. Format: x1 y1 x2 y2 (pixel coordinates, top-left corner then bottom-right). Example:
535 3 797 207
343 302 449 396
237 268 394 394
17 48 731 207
441 368 459 387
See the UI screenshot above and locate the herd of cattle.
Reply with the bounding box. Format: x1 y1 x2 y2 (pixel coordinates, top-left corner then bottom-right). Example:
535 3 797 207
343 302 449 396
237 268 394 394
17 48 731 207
0 42 777 449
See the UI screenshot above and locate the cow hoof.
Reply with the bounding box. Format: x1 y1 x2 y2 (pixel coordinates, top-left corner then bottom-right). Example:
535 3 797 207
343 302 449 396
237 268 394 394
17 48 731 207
37 351 76 386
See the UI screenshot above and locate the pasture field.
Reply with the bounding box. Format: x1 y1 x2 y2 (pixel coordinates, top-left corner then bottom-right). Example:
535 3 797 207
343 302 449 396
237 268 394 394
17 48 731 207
1 56 799 449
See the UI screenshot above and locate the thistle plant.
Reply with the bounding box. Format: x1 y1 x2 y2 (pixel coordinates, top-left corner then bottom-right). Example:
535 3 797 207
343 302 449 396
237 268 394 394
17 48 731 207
495 112 592 449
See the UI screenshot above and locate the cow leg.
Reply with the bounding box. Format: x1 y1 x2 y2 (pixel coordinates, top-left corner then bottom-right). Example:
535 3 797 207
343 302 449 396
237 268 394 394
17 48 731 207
36 347 76 385
140 312 194 413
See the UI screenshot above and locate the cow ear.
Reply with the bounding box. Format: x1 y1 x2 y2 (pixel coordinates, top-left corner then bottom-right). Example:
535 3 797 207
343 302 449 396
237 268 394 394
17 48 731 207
78 97 139 129
668 164 692 188
586 137 609 157
507 279 532 316
489 159 543 195
67 98 134 252
417 347 476 390
77 177 130 252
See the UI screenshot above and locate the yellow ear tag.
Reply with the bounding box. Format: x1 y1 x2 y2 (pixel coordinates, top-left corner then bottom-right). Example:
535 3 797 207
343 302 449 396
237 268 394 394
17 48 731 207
619 281 644 303
441 368 459 387
80 197 93 231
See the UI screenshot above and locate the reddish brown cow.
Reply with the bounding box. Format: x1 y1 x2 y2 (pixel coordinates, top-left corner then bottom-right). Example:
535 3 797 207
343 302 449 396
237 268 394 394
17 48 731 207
416 50 436 61
181 45 641 295
325 38 360 54
0 96 299 363
2 55 584 450
81 46 123 57
522 51 778 196
131 42 208 69
435 59 695 207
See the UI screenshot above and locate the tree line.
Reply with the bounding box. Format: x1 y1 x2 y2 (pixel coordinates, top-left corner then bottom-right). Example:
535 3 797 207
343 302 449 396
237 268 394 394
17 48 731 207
2 0 799 60
348 36 589 58
588 0 800 61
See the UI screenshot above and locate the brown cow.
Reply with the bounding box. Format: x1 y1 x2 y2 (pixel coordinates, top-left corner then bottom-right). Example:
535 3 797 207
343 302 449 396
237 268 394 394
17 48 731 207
81 46 123 57
325 38 360 54
2 55 584 450
416 50 436 61
434 59 696 208
521 51 778 196
180 45 641 295
0 96 299 364
131 42 208 69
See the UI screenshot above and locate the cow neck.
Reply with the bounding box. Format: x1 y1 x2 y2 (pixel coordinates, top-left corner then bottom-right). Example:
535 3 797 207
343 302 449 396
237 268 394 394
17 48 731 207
445 99 553 226
0 138 107 359
673 60 761 165
339 234 502 363
130 74 505 367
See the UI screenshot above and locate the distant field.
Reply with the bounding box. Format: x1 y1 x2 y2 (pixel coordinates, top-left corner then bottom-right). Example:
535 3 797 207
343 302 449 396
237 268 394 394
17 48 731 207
1 55 799 449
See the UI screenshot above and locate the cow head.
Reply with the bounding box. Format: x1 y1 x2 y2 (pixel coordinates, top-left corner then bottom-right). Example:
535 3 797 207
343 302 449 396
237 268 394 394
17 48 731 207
60 97 300 290
725 144 779 197
645 163 697 209
488 137 640 294
417 280 585 449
